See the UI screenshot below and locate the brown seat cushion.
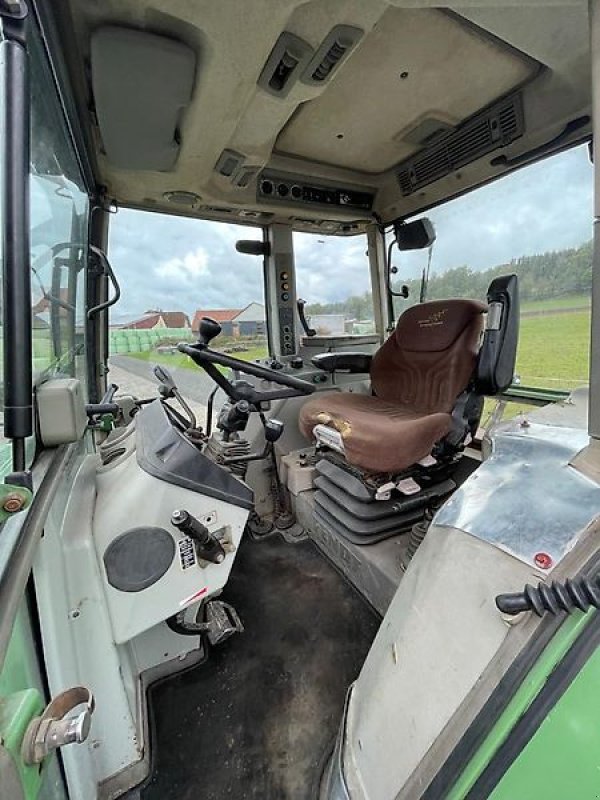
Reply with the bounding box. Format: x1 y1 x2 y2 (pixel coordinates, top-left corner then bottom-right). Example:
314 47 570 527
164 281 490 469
299 392 452 473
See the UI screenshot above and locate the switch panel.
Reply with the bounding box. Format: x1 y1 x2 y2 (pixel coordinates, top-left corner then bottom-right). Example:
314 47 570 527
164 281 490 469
267 224 298 358
279 304 295 356
258 170 375 212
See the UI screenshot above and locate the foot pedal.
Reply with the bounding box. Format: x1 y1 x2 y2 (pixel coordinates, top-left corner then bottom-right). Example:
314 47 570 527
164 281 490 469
203 600 244 646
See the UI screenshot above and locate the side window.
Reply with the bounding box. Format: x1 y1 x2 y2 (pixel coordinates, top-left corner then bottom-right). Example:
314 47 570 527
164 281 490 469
294 232 375 335
389 144 593 394
0 33 89 473
107 210 267 405
30 35 89 392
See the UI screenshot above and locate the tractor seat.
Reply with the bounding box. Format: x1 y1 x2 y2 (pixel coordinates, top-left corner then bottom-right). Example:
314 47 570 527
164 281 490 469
299 298 487 473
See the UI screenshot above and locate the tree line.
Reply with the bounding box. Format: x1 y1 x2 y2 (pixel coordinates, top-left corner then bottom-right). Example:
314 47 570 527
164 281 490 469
307 239 592 318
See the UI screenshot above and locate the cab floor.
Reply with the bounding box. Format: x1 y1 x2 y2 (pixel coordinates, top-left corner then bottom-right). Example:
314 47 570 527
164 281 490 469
140 533 380 800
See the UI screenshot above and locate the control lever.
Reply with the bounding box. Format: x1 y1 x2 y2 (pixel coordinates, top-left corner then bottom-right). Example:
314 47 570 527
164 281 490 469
297 298 316 337
171 509 226 564
153 364 197 431
85 383 120 418
217 399 251 437
154 364 177 395
197 317 222 347
265 418 285 443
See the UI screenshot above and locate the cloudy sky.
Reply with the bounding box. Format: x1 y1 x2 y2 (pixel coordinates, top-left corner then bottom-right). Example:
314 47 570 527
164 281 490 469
107 143 593 320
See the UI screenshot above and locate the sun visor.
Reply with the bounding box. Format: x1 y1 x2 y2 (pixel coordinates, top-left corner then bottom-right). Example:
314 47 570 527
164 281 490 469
91 27 196 171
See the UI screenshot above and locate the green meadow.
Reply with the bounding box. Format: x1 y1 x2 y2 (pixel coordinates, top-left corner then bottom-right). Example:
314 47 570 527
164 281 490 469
516 308 589 389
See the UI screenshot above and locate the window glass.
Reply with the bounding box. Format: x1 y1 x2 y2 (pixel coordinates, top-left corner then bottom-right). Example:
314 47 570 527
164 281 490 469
389 144 593 392
0 34 89 473
294 232 375 335
30 34 89 391
107 211 266 418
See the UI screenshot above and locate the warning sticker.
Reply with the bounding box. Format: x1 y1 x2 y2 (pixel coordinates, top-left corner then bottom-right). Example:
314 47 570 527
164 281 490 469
178 537 197 571
179 586 208 608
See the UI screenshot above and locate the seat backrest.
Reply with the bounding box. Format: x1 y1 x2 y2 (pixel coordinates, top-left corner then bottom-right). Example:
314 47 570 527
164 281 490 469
370 298 486 414
475 274 519 395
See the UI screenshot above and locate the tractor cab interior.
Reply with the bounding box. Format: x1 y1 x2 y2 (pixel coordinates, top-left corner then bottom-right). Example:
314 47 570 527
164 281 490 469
3 3 600 800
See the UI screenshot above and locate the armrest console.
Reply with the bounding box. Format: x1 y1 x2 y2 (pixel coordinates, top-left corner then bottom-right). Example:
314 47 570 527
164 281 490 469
311 352 373 374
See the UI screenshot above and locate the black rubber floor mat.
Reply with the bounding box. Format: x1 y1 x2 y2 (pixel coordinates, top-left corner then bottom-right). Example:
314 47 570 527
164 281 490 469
141 534 380 800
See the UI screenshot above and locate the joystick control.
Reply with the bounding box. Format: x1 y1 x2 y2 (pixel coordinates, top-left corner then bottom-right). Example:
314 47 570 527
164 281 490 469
198 317 222 347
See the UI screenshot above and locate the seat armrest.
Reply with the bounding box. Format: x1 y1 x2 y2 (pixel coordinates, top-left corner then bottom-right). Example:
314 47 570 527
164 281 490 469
311 352 372 373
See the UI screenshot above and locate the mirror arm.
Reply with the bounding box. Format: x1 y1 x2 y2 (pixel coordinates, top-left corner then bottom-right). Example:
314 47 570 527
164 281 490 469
386 237 409 299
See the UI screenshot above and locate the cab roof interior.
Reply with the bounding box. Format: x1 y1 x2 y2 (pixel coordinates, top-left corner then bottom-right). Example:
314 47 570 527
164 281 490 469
57 0 591 233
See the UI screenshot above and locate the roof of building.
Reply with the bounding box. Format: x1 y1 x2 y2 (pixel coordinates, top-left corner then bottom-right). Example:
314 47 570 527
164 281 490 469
157 311 190 328
31 288 71 315
192 309 241 329
234 302 265 323
118 310 191 329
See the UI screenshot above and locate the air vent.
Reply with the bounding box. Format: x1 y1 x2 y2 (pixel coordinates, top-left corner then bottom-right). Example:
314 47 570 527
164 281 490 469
396 94 524 196
257 32 313 98
302 25 363 85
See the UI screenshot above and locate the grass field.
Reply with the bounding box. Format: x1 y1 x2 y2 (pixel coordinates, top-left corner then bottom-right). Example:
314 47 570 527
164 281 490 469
515 309 589 389
520 294 590 313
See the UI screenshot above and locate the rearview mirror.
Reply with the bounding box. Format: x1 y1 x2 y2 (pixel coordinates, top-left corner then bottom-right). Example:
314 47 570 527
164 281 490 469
394 218 436 251
387 218 436 299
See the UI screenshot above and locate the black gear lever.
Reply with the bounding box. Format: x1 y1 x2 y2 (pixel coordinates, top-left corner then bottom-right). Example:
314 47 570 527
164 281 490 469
198 317 222 347
297 299 316 338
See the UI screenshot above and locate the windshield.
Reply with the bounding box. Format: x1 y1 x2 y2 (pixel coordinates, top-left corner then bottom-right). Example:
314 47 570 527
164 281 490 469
107 210 267 420
294 232 375 335
390 143 593 393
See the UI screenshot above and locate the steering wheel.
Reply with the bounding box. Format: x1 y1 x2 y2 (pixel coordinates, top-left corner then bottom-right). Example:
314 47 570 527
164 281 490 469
178 317 315 405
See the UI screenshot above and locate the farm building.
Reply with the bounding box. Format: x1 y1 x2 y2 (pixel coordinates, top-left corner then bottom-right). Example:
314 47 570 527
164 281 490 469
192 309 240 337
234 303 266 336
193 303 265 337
